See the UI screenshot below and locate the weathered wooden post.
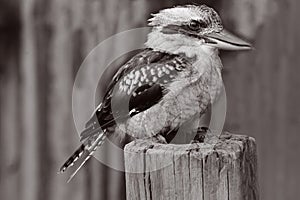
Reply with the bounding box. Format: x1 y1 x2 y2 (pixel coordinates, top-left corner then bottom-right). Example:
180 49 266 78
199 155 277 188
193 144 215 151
124 132 259 200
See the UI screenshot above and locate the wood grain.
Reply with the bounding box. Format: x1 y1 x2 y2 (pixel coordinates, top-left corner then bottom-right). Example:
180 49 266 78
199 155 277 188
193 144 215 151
124 133 259 200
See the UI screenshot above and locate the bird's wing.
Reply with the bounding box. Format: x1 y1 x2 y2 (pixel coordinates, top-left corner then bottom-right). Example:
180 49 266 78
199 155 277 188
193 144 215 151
80 48 192 142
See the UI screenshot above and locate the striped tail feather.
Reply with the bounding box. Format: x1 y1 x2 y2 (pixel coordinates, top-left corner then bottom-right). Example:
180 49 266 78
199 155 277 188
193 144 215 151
59 144 85 173
67 132 106 182
59 131 107 182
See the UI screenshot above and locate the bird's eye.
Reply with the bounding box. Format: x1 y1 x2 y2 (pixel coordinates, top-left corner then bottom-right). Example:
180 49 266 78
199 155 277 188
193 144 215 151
188 20 207 31
198 20 208 28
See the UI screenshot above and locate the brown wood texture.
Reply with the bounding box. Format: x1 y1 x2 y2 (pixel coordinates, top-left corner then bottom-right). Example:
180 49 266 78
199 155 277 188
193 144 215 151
1 0 300 200
124 133 258 200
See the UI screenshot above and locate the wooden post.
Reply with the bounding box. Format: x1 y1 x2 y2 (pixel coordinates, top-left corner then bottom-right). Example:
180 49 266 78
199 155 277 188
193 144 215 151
124 133 259 200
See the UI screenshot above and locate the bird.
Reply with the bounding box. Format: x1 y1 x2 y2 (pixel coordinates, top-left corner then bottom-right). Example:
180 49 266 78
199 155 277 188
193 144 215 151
59 4 252 182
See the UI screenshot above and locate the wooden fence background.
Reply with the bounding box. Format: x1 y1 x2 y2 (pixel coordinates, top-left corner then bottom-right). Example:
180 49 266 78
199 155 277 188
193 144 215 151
0 0 300 200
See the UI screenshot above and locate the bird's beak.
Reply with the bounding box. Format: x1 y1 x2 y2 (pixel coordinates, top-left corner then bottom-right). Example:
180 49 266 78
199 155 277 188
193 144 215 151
204 29 252 50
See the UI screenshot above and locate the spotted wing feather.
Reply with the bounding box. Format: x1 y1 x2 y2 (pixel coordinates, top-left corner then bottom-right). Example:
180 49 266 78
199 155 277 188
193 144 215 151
80 48 190 141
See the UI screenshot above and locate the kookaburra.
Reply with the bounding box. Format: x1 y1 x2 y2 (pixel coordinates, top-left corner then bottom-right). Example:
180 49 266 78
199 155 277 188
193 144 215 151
59 4 251 181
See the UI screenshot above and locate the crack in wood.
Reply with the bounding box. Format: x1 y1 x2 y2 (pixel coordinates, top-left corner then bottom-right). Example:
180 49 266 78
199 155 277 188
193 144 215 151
124 133 259 200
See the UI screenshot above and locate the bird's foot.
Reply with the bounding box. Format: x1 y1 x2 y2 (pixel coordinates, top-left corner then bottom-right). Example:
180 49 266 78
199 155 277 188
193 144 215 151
191 126 210 143
148 134 167 144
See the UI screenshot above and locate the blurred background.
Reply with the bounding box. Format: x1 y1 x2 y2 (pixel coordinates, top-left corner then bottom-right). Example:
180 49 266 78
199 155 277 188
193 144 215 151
1 0 300 200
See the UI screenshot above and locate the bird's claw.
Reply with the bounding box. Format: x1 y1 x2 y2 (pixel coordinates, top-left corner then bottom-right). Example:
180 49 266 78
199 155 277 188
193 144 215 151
148 134 167 144
191 126 210 143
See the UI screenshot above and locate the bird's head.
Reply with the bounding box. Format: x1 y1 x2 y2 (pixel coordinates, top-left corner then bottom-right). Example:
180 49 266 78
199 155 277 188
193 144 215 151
145 5 252 56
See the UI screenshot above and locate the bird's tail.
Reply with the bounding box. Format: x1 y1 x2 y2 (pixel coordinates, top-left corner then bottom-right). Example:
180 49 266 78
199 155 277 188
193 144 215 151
59 144 85 173
59 131 107 182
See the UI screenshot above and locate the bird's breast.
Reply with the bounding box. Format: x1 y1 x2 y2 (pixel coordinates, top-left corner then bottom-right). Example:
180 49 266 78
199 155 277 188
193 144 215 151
192 53 223 103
